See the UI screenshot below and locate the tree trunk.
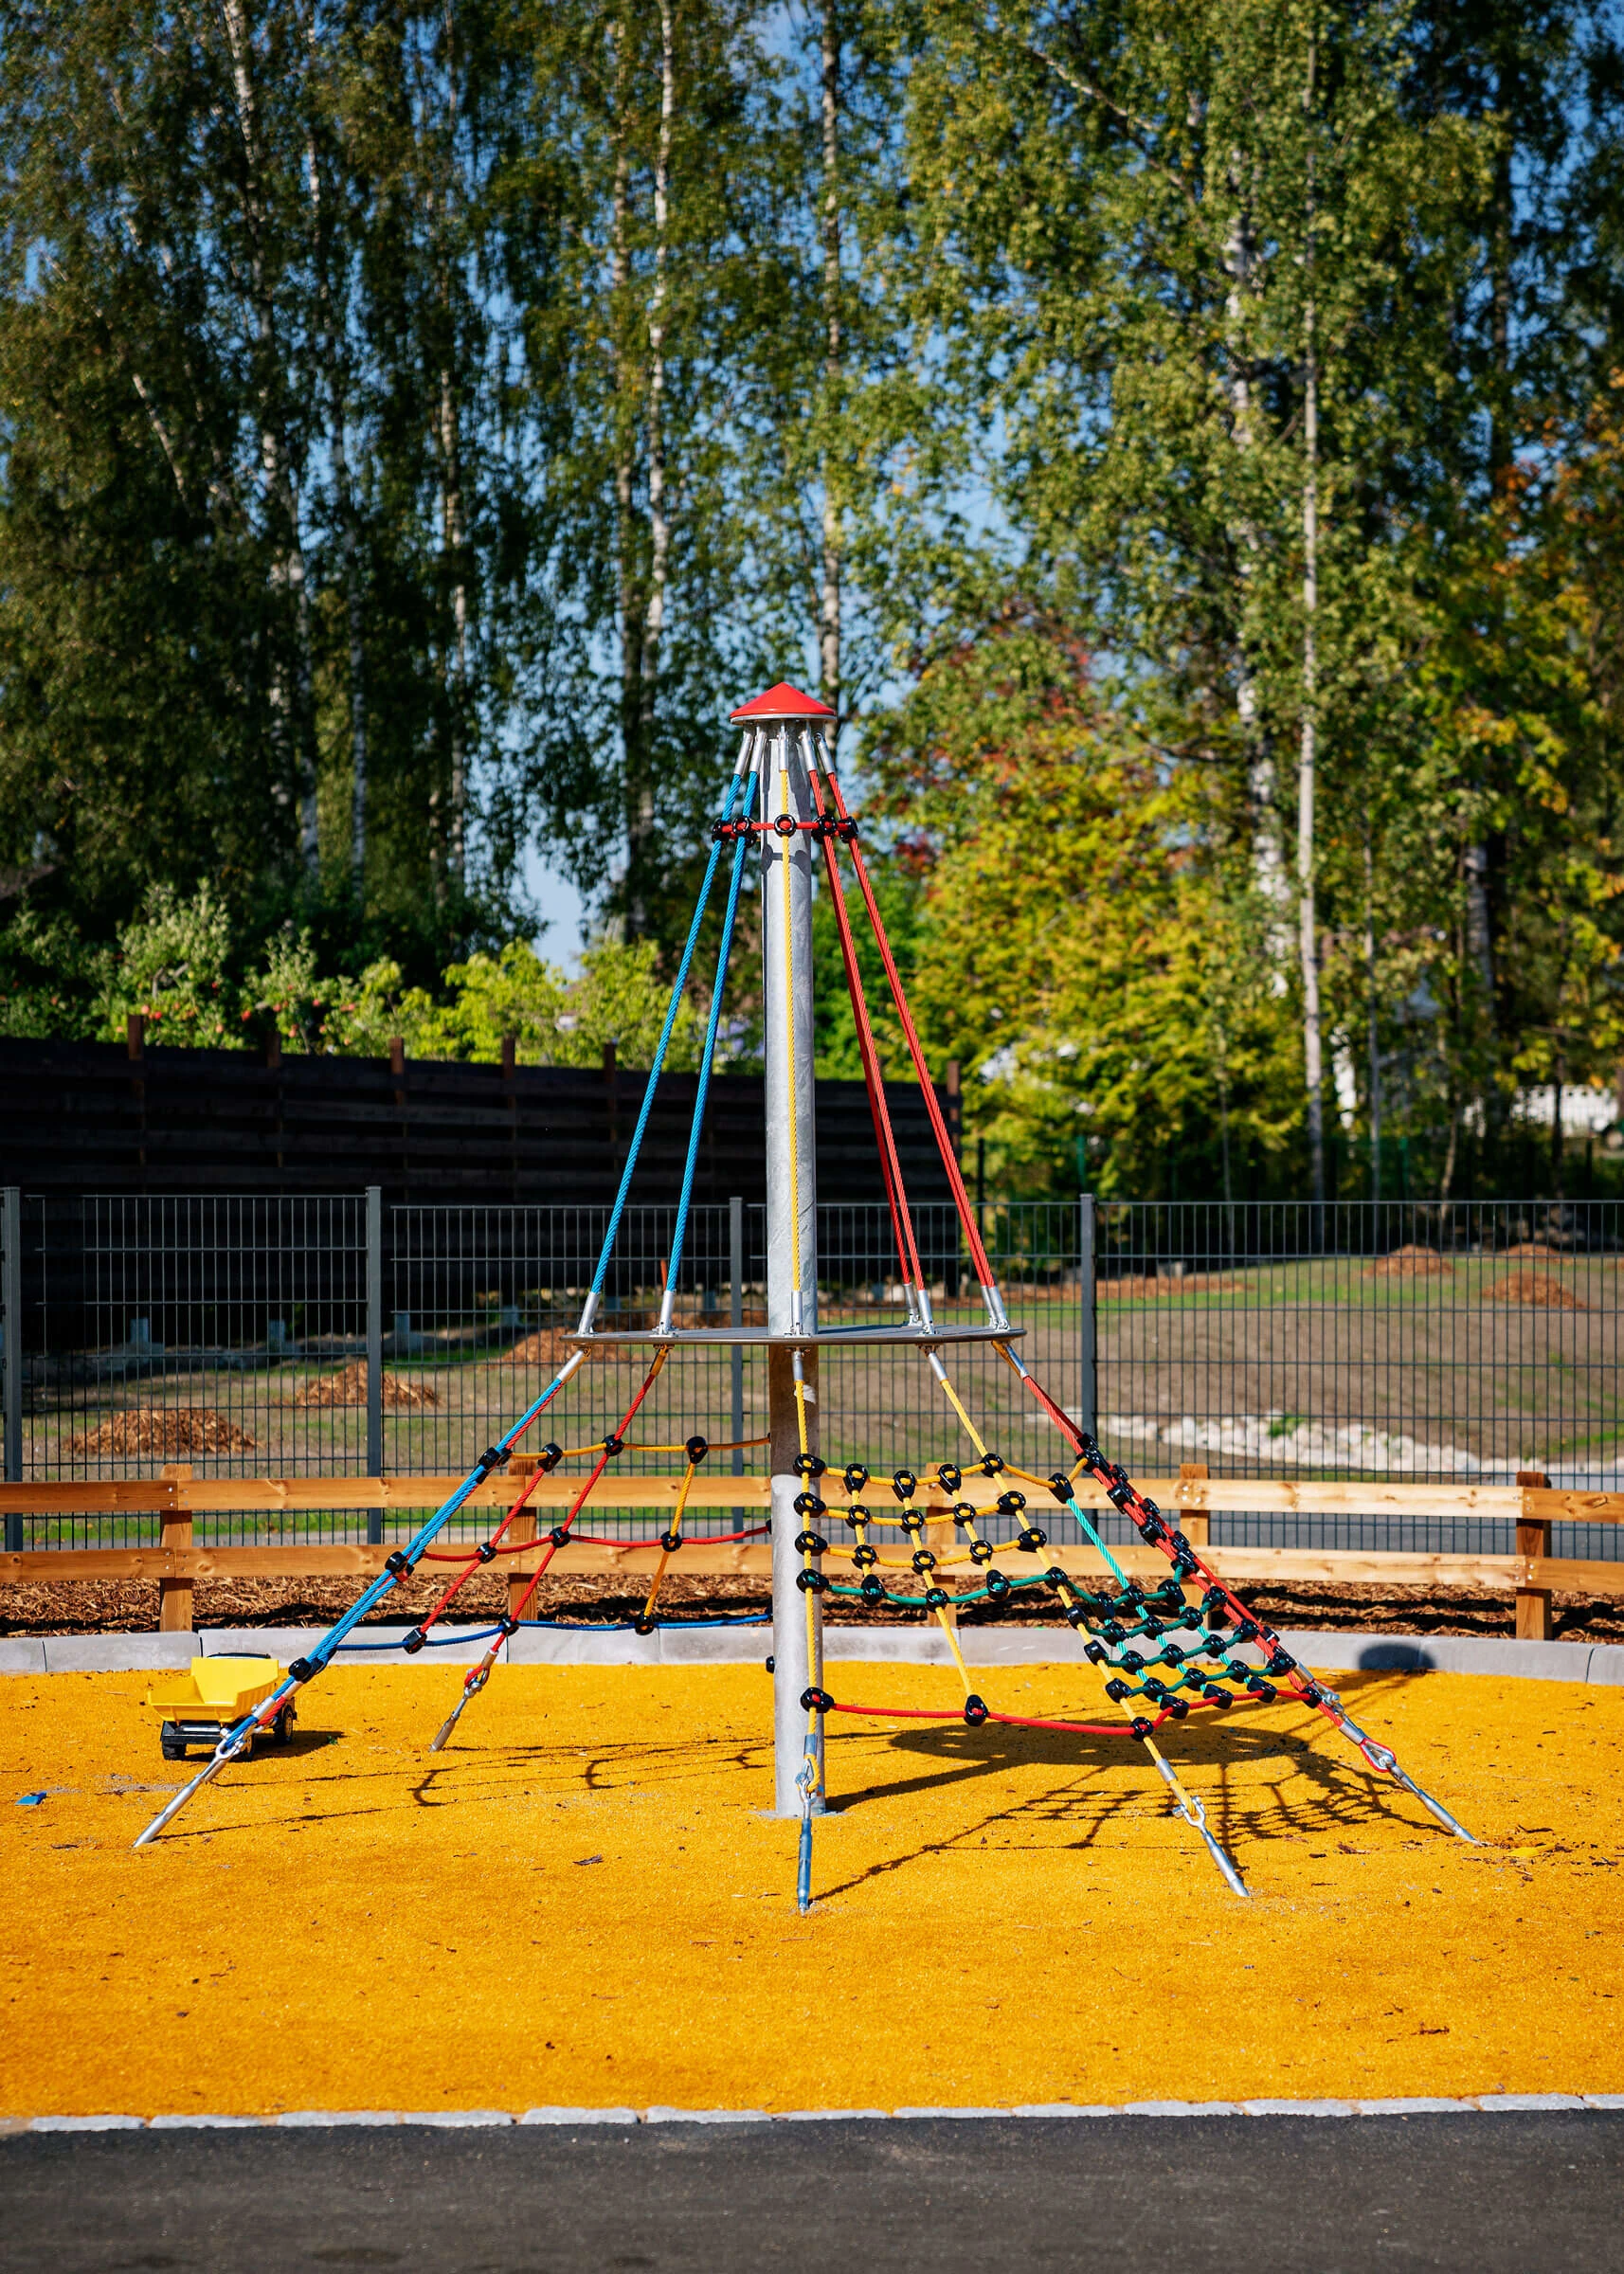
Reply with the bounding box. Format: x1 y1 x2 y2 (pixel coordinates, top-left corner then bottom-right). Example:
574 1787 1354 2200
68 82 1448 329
819 0 842 730
1364 825 1380 1204
222 0 317 880
440 364 468 897
1296 37 1325 1218
610 14 646 936
632 0 676 936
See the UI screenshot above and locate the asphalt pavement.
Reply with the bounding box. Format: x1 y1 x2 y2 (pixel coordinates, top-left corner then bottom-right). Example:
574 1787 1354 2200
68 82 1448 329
3 2114 1619 2273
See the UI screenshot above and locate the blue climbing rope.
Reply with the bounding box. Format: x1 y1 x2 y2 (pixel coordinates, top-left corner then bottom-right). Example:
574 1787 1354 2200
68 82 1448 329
584 749 754 1312
660 749 759 1320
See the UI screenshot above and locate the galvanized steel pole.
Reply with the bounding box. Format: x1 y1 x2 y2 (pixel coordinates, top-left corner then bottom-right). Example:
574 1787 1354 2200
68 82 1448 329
763 718 823 1816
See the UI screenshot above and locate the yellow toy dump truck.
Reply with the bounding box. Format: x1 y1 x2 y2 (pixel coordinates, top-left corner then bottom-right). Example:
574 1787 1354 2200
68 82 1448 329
147 1655 295 1761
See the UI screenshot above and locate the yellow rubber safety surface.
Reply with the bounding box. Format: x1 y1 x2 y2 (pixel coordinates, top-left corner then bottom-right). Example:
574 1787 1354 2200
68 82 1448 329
5 1663 1623 2118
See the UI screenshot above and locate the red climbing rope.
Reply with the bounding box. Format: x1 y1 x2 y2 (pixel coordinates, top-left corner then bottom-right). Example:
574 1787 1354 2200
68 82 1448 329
819 763 1001 1299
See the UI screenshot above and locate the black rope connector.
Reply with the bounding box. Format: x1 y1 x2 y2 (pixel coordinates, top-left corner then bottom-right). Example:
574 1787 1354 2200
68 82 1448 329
837 815 858 841
385 1550 413 1578
796 1568 828 1594
936 1463 963 1494
891 1468 918 1501
986 1571 1011 1601
499 1615 520 1637
288 1657 317 1683
1016 1527 1048 1553
1065 1604 1089 1629
801 1686 835 1713
853 1543 878 1570
1107 1481 1134 1510
1130 1716 1154 1739
476 1542 497 1563
1044 1565 1068 1591
1105 1677 1129 1701
924 1586 948 1610
996 1490 1027 1518
980 1453 1005 1477
659 1530 683 1554
968 1540 994 1565
963 1694 989 1726
1084 1640 1107 1663
793 1490 826 1518
794 1530 828 1555
685 1434 710 1463
951 1501 979 1528
1267 1649 1296 1676
635 1615 657 1635
540 1440 565 1471
403 1629 428 1655
602 1435 625 1457
1048 1471 1075 1504
860 1575 885 1603
774 812 797 836
911 1549 937 1575
477 1445 507 1476
900 1510 924 1536
550 1525 571 1546
843 1462 870 1493
794 1452 827 1480
845 1504 871 1528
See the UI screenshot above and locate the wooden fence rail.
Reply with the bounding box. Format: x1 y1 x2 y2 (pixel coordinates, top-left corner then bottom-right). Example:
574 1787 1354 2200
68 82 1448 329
3 1467 1620 1641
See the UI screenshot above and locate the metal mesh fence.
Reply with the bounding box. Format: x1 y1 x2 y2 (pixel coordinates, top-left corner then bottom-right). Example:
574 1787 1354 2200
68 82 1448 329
5 1190 1619 1560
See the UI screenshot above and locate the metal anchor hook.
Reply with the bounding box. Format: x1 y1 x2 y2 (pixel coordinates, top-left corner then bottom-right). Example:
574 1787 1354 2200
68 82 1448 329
795 1752 818 1916
430 1661 493 1754
133 1720 255 1850
1154 1756 1250 1899
1331 1706 1477 1845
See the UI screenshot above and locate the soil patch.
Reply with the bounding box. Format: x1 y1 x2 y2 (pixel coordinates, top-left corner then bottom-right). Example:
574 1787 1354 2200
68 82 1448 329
293 1363 437 1407
64 1408 255 1457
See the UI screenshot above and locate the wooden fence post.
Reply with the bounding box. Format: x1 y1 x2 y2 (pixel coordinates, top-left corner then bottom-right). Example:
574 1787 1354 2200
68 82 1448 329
1179 1461 1211 1546
1515 1468 1553 1641
507 1455 538 1622
158 1463 193 1634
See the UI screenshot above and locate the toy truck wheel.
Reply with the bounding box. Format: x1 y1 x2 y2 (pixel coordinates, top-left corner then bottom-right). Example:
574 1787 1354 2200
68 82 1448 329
160 1722 188 1761
270 1706 292 1744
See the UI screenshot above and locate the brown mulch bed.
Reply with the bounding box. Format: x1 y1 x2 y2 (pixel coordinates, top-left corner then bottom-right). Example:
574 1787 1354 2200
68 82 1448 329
65 1408 256 1457
1365 1244 1449 1277
6 1575 1622 1644
293 1363 437 1408
1487 1270 1588 1309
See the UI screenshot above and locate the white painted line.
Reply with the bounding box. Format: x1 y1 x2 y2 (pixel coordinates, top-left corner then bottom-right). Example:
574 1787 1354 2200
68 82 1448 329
1239 2099 1359 2117
1353 2098 1478 2114
1009 2104 1122 2118
893 2107 1014 2120
28 2116 144 2132
519 2108 640 2126
644 2107 771 2124
279 2111 401 2127
1124 2101 1242 2117
1474 2093 1588 2112
11 2095 1623 2134
149 2115 268 2129
393 2110 513 2127
774 2109 892 2121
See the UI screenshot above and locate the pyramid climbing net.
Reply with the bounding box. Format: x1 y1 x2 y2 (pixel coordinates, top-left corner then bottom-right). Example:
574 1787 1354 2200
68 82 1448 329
137 701 1477 1904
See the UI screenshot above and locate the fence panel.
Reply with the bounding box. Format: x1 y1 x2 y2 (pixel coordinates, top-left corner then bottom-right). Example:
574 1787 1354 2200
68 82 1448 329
6 1189 1620 1567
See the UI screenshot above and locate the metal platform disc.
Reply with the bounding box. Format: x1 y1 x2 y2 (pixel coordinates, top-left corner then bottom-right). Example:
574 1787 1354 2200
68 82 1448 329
568 1324 1024 1349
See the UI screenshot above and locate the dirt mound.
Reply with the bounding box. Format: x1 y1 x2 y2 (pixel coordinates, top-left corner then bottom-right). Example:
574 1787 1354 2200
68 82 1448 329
293 1363 438 1408
1366 1244 1450 1277
66 1407 256 1456
492 1330 604 1368
1488 1271 1587 1310
1503 1240 1565 1259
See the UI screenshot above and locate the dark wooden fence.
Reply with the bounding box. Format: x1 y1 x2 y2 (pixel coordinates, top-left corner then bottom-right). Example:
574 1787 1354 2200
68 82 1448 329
0 1032 960 1206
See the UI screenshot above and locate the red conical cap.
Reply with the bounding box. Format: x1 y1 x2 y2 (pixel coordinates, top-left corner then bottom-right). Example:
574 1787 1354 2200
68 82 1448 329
729 681 836 722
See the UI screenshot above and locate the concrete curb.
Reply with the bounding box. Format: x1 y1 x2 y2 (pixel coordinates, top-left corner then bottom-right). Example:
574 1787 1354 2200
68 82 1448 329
5 1623 1624 1684
9 2096 1623 2132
